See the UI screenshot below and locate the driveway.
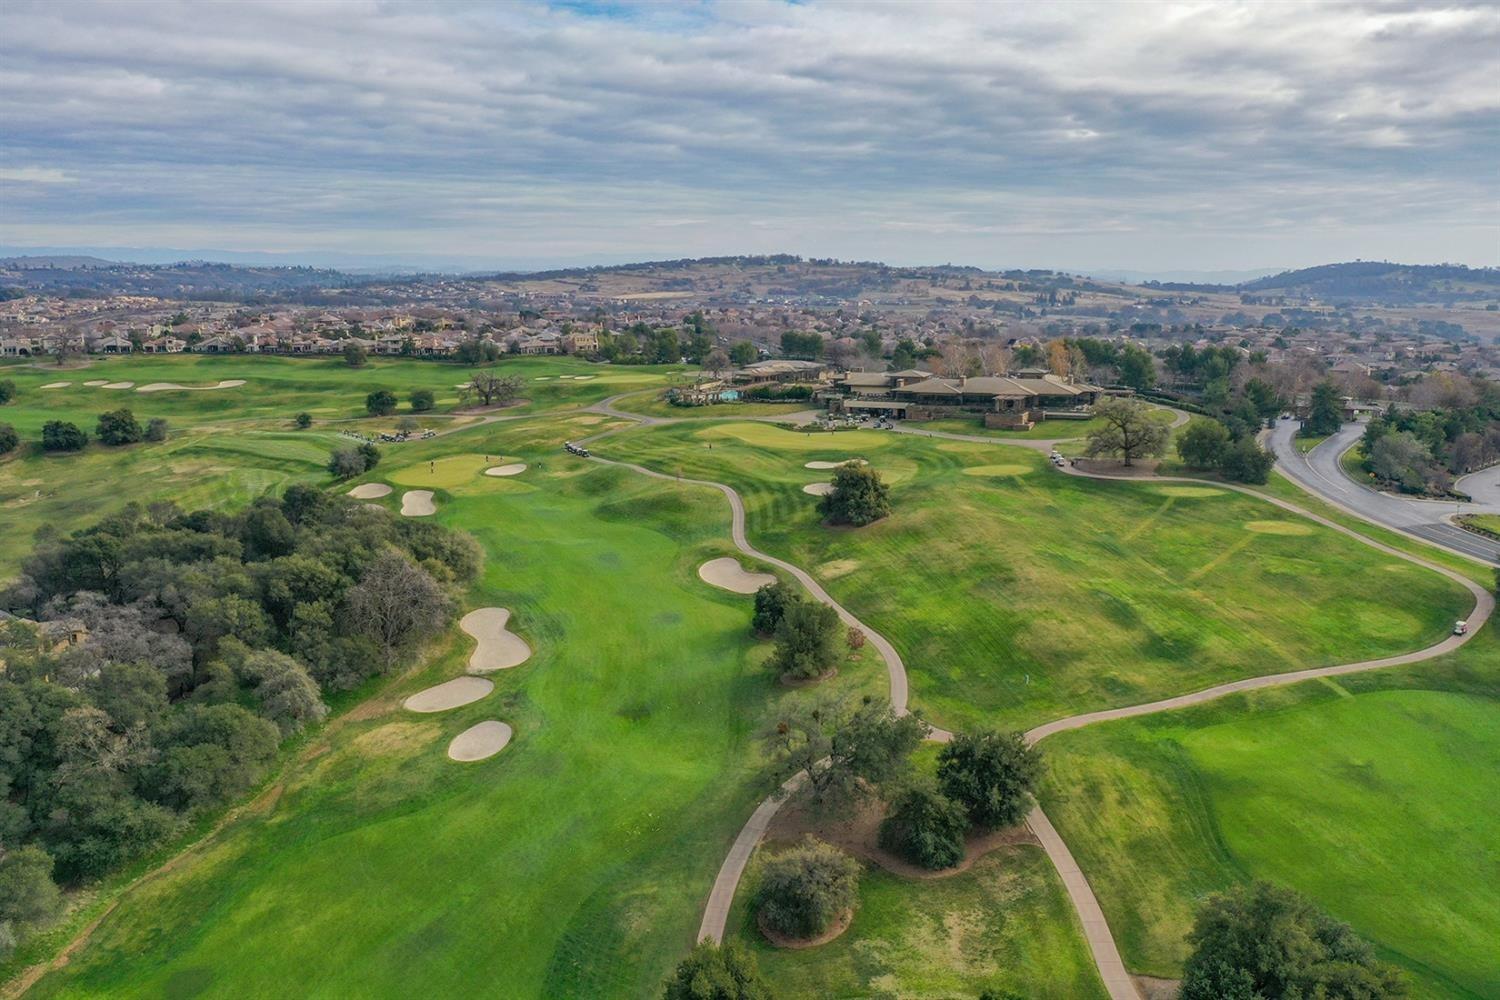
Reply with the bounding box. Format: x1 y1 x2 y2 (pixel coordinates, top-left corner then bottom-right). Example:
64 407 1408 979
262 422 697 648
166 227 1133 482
1269 419 1500 564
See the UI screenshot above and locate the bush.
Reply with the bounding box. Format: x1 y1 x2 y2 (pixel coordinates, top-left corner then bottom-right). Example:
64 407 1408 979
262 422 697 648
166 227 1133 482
358 441 381 471
878 783 968 869
0 379 15 404
366 389 398 416
1175 418 1231 470
818 463 891 526
769 598 841 680
145 417 169 442
410 389 435 412
936 730 1041 830
1181 881 1407 1000
0 422 17 455
754 838 860 939
1217 435 1274 484
343 341 367 367
328 446 368 479
294 412 313 429
96 408 143 446
661 941 773 1000
41 420 87 452
751 581 796 635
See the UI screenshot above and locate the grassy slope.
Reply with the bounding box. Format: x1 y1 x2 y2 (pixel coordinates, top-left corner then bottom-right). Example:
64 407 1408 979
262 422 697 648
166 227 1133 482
20 414 869 998
602 420 1470 731
0 355 676 579
1039 626 1500 999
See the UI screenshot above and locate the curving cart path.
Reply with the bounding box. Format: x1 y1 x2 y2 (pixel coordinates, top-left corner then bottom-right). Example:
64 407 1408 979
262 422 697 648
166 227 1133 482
581 404 1491 1000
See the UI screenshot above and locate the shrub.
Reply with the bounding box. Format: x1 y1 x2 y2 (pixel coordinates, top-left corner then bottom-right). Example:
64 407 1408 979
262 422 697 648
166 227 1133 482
145 417 169 442
294 412 313 429
661 941 773 1000
936 730 1041 830
769 598 842 680
0 379 16 404
846 626 865 652
358 441 381 470
754 838 860 939
0 422 17 454
751 581 796 635
365 389 398 416
410 389 435 412
1175 418 1231 470
1218 435 1274 484
818 463 891 526
41 420 87 452
877 783 968 869
327 446 368 479
1181 881 1407 1000
343 341 367 367
96 408 143 446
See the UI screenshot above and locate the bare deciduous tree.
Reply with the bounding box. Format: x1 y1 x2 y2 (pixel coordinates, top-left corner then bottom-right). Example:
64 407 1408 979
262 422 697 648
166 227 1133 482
461 373 525 408
344 551 450 662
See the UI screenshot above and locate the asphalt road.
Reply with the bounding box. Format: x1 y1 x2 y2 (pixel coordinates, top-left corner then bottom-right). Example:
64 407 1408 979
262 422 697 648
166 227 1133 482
1269 419 1500 564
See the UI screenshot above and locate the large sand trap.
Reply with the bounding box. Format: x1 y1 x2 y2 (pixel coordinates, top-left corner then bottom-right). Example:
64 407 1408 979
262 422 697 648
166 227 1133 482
83 380 108 387
698 557 776 594
460 607 531 672
804 459 864 469
802 482 834 496
484 463 527 477
136 379 246 392
403 676 493 713
448 721 513 761
101 381 134 389
347 482 393 499
40 382 71 389
401 490 436 516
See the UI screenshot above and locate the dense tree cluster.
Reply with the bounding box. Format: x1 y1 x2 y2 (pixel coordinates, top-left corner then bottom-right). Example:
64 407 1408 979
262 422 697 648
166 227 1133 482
751 582 845 681
1181 882 1407 1000
328 441 382 479
1359 388 1500 496
1175 417 1275 484
818 463 892 526
0 488 478 955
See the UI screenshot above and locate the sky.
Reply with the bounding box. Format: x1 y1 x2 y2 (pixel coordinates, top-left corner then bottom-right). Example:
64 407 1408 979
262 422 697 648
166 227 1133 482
1 0 1497 274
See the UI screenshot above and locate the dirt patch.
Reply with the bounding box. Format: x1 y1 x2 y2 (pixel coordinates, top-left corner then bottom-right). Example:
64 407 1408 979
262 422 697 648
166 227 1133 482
817 559 860 579
698 557 776 594
447 720 513 761
1073 458 1162 477
767 793 1038 880
802 482 834 496
1135 976 1182 1000
346 482 392 499
757 907 853 949
400 490 436 516
352 720 441 754
779 668 838 688
459 607 531 672
402 676 493 712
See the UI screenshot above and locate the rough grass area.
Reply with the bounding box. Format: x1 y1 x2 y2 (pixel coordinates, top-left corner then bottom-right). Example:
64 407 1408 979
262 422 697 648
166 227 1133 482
603 420 1471 731
728 845 1106 999
1039 626 1500 998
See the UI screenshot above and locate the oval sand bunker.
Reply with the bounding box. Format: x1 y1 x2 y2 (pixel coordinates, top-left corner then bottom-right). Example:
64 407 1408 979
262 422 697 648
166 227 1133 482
802 482 835 496
403 676 493 713
448 721 513 762
1245 520 1314 536
401 490 436 516
137 379 247 392
962 464 1031 477
460 607 531 672
347 482 392 499
101 381 135 389
484 464 527 477
805 459 865 470
699 557 776 594
83 380 109 387
40 382 71 389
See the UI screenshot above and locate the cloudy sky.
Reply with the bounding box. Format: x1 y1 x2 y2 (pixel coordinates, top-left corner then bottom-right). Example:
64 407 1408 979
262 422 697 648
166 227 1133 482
1 0 1496 273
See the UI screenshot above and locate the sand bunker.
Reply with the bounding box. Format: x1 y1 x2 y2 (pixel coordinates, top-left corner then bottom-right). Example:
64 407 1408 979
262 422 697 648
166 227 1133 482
401 490 436 516
40 381 70 389
83 380 108 387
699 557 776 594
1245 520 1314 536
347 482 393 499
802 482 834 496
962 464 1031 477
101 381 134 389
533 376 552 381
402 676 494 713
804 459 865 470
136 379 246 392
484 464 527 477
460 607 531 672
448 721 513 762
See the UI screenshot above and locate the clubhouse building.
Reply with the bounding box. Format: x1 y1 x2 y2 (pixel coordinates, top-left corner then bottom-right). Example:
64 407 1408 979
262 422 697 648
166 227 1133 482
825 368 1104 429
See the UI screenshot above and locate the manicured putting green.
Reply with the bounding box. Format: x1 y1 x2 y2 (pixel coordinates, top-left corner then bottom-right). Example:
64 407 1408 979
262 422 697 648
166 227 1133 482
389 453 494 488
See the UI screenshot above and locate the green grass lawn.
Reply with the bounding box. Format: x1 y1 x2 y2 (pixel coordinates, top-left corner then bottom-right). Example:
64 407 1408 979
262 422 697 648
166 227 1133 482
16 413 902 998
1039 625 1500 998
920 405 1176 443
602 420 1471 731
727 846 1106 999
1294 432 1329 453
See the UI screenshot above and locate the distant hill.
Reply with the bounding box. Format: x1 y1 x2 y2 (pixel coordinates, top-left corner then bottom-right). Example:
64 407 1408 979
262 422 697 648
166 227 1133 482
0 257 369 303
0 255 120 269
1237 261 1500 305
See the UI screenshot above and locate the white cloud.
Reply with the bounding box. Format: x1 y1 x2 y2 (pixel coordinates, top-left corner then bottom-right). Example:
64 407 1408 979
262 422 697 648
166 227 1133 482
0 166 73 184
